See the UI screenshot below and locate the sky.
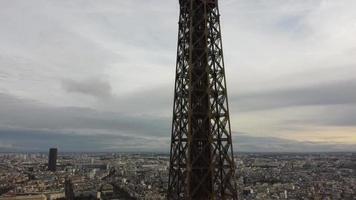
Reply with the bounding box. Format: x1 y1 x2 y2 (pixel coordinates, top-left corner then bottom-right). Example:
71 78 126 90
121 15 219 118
0 0 355 152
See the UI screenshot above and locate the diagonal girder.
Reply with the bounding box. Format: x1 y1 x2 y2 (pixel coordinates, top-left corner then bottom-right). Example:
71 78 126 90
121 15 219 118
168 1 238 199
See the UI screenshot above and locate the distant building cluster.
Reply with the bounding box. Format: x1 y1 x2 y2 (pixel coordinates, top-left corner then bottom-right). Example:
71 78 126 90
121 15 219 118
0 150 355 199
236 153 356 199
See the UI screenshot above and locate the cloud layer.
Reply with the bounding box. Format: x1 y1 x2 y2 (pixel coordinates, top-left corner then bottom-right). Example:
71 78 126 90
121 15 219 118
0 0 356 152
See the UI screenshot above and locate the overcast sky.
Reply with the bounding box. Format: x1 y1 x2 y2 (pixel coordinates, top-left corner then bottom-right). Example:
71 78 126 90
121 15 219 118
0 0 355 152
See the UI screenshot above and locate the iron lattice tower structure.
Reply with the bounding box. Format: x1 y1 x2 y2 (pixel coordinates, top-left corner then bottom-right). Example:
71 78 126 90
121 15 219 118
168 0 238 199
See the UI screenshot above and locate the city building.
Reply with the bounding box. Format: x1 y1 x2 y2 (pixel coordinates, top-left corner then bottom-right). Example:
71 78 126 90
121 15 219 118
48 148 57 172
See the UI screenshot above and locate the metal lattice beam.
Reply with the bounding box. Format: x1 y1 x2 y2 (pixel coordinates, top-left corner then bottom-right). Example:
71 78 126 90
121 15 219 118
168 0 238 199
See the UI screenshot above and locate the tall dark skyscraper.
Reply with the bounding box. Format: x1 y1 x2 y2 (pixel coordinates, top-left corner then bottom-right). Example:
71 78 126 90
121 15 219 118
168 0 238 199
48 148 57 172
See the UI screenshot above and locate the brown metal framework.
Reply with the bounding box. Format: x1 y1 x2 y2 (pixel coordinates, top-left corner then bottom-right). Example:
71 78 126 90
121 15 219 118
168 0 237 199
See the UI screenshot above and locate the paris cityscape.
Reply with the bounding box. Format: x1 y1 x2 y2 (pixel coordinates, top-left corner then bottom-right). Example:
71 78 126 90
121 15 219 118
1 0 356 199
1 150 355 199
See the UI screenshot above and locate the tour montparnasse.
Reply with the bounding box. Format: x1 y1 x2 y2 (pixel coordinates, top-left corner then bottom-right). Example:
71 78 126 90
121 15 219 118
168 0 238 199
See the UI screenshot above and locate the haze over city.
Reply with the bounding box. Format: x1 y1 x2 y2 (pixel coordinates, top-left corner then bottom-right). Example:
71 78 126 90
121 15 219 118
1 0 356 152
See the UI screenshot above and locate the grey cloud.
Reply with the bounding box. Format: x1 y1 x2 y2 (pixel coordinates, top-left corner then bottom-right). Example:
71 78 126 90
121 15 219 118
1 128 355 152
0 93 169 137
98 85 172 115
2 93 354 152
319 106 356 126
229 80 356 128
233 133 356 152
231 79 356 112
285 104 356 127
62 78 113 98
95 79 356 130
0 128 165 152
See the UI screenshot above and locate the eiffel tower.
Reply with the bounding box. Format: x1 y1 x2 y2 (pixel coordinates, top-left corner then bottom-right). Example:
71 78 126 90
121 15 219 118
168 0 238 199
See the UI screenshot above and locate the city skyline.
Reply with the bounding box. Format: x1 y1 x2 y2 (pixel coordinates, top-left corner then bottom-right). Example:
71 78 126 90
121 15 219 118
1 0 356 152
